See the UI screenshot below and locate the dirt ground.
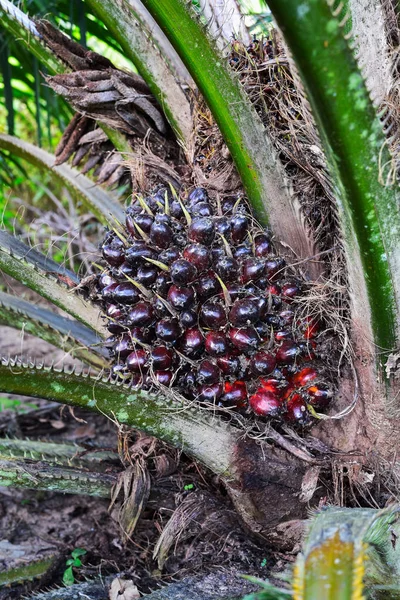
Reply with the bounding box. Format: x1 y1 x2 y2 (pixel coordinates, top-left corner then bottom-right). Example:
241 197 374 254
0 325 275 599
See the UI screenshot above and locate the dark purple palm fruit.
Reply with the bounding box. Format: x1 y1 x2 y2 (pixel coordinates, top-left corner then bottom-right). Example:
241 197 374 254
156 318 181 343
214 257 238 282
229 298 260 326
197 360 221 384
183 244 210 272
167 285 195 311
126 349 148 372
151 346 174 370
188 218 215 246
180 328 204 357
188 187 209 205
96 186 333 425
101 233 125 267
231 215 249 243
170 259 197 285
254 233 271 257
99 272 116 289
180 309 197 329
200 301 227 329
241 258 265 283
113 283 140 305
150 216 174 249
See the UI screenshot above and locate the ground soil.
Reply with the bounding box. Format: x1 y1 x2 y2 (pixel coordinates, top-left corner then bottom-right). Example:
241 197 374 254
0 325 277 599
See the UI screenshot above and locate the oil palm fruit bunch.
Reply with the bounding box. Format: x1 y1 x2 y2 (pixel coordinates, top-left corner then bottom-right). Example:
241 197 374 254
97 186 332 425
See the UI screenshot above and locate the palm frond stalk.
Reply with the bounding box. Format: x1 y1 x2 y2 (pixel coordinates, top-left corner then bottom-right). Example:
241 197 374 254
266 0 400 387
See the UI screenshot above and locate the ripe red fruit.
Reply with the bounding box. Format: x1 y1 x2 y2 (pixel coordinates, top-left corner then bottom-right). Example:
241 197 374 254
249 388 281 416
222 381 248 408
306 385 331 408
259 377 288 397
292 366 318 387
126 349 148 372
285 393 310 425
303 317 320 339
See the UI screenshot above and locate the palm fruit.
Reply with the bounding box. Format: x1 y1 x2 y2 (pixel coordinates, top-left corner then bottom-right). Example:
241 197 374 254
96 187 333 425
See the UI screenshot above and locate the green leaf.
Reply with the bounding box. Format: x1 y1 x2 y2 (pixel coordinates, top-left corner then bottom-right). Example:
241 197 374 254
0 397 39 412
266 0 400 362
0 291 109 369
62 566 75 586
72 559 82 567
0 359 238 478
71 548 87 559
0 230 107 336
85 0 193 147
0 134 125 226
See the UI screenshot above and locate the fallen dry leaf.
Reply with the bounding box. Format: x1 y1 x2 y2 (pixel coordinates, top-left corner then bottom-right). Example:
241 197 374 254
109 577 140 600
